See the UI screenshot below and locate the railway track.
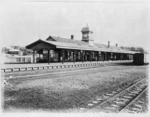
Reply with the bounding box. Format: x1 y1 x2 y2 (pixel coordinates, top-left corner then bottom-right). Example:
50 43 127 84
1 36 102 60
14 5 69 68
2 60 131 73
78 77 148 113
120 88 148 113
4 64 105 78
3 63 127 81
3 62 131 78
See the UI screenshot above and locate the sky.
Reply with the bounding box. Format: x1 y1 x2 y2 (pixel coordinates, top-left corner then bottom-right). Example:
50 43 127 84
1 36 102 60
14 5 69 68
0 0 149 51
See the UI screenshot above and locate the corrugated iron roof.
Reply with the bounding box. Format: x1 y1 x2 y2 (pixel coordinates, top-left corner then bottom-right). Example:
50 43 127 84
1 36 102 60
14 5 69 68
94 43 108 48
46 35 75 44
27 35 137 54
9 48 20 52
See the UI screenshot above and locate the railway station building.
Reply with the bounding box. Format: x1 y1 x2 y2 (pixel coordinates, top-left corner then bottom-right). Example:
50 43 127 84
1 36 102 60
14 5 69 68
26 26 135 64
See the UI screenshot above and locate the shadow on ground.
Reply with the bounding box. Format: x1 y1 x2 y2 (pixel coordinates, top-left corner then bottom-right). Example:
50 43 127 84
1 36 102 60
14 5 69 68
3 79 137 111
3 86 95 111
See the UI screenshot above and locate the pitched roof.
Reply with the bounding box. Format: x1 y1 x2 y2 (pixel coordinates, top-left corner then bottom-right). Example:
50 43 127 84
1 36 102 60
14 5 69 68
9 48 20 52
81 27 90 32
27 35 137 54
46 35 101 51
46 35 75 44
47 35 136 53
94 43 108 48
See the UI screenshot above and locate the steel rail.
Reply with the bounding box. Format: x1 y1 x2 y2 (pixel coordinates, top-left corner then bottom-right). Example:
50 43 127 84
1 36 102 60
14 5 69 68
86 78 147 112
119 87 148 113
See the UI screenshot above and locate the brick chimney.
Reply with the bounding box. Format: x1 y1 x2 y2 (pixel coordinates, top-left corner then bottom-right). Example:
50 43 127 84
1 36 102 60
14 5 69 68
71 35 74 40
108 41 110 48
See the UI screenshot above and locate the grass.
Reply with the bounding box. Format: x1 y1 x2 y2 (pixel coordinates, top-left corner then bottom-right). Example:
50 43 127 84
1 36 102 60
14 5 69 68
4 86 94 110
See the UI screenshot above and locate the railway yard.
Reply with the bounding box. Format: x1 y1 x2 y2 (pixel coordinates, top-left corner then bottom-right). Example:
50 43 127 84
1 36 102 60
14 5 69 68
2 62 149 113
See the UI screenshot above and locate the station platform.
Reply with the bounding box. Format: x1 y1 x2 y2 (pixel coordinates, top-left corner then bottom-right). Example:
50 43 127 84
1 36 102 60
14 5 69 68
1 60 133 73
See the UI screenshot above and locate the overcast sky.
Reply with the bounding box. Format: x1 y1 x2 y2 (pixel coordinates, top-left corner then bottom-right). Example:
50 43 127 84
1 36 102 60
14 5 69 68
0 0 149 50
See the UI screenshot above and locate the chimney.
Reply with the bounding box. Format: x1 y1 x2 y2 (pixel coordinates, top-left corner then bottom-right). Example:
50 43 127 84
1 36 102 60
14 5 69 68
108 41 110 48
71 35 74 40
116 44 118 47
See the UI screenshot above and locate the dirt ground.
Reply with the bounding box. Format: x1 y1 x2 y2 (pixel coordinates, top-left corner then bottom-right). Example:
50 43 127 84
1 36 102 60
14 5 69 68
3 64 149 112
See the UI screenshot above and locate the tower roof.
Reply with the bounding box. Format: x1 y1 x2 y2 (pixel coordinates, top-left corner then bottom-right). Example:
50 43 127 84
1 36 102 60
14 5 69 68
81 26 90 32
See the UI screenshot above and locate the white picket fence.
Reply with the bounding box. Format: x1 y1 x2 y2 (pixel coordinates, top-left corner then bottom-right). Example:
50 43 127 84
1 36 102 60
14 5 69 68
4 56 32 63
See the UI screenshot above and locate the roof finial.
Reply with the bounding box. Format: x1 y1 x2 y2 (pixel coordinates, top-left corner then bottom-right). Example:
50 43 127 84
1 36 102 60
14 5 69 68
39 34 41 39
